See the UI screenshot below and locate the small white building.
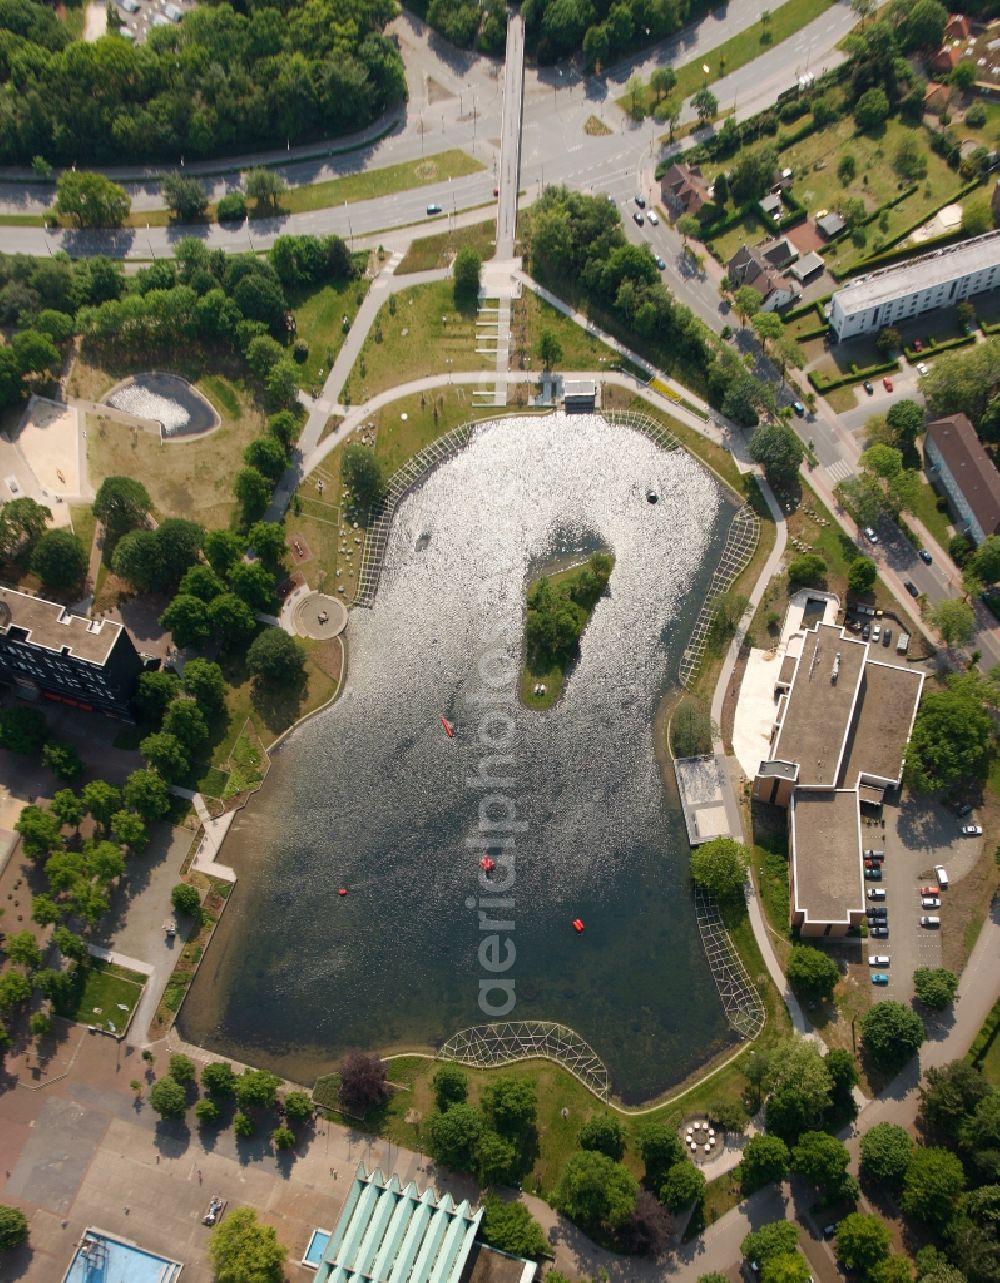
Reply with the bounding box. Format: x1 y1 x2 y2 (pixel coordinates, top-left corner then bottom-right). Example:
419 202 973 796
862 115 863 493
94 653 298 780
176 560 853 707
828 230 1000 341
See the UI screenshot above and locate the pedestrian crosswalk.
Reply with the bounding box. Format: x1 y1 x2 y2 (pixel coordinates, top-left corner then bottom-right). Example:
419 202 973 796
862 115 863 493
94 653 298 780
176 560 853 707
826 458 853 484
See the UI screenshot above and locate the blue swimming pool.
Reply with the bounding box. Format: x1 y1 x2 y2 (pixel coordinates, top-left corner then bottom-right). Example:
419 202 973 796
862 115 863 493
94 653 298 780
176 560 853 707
304 1229 332 1268
64 1230 182 1283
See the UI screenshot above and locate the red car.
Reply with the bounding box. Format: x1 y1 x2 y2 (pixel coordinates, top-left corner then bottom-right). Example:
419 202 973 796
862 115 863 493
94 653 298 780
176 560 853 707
913 339 923 352
883 376 894 393
920 884 940 896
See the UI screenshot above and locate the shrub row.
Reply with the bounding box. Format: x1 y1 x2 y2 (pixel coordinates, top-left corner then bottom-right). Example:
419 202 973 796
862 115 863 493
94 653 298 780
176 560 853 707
981 318 1000 336
782 295 832 324
808 356 899 393
969 998 1000 1068
903 332 976 362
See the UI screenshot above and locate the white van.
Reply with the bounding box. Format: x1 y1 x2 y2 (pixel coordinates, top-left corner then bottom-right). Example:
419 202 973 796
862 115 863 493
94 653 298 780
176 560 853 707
920 915 941 928
935 864 949 889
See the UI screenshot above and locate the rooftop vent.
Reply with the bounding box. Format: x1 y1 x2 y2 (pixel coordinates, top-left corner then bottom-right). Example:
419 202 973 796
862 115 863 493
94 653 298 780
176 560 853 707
832 652 841 683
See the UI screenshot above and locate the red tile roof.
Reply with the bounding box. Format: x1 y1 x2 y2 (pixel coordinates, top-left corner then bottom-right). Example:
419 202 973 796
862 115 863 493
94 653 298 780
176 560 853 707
926 414 1000 539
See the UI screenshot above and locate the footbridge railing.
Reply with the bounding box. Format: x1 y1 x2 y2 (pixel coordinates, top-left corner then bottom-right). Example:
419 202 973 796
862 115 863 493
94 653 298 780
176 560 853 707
679 504 759 688
440 1020 611 1101
694 886 767 1041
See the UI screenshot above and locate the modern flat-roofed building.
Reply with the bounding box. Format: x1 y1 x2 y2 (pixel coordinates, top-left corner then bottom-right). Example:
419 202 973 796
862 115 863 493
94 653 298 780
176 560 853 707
827 231 1000 340
753 620 924 935
925 412 1000 544
0 586 142 717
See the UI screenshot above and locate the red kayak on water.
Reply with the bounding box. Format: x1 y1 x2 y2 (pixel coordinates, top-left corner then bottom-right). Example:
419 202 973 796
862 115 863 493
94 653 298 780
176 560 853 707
441 717 455 737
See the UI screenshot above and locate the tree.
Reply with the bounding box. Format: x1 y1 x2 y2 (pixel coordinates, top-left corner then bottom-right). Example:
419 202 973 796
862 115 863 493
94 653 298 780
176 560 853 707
1 706 48 755
860 1122 913 1188
204 529 244 577
182 658 226 713
792 1131 851 1197
838 152 858 184
0 496 51 560
341 446 387 511
171 882 202 918
972 536 1000 587
139 731 189 783
482 1076 537 1140
31 895 64 927
432 1064 469 1110
787 944 840 1001
836 1212 891 1274
428 1103 483 1171
742 1221 800 1266
898 0 947 50
82 779 121 830
536 328 563 371
693 87 718 123
895 136 928 181
734 285 763 326
246 522 287 574
905 676 993 792
233 1110 256 1138
689 837 749 900
962 195 992 238
475 1129 516 1185
825 1046 861 1116
195 1097 221 1127
554 1150 638 1231
848 556 878 594
763 1037 833 1141
0 1205 28 1250
93 475 152 541
169 1053 197 1084
762 1254 811 1283
162 173 209 222
886 399 924 450
41 741 83 782
149 1076 187 1119
246 629 306 687
913 967 959 1011
861 1001 925 1072
271 1124 296 1151
282 1091 314 1124
902 1146 966 1227
122 767 171 821
740 1134 790 1192
749 423 805 488
660 1159 705 1211
13 329 60 379
787 553 827 588
154 518 203 585
928 598 975 648
338 1052 388 1116
135 670 181 722
160 594 211 650
453 247 481 302
0 971 31 1009
208 594 256 650
875 326 902 359
5 931 41 970
480 1195 548 1257
51 788 84 830
234 1068 282 1110
15 805 62 858
53 925 87 963
228 562 276 611
208 1206 286 1283
245 167 287 215
162 699 209 752
752 312 783 352
579 1114 626 1160
650 67 677 100
233 468 272 525
55 170 130 228
202 1062 237 1097
855 86 890 132
31 528 87 588
634 1119 684 1190
244 437 287 483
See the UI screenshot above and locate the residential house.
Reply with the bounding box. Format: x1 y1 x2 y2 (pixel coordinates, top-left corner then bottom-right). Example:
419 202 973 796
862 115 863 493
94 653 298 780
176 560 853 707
760 192 783 222
923 82 951 116
816 211 846 239
726 243 798 311
659 163 712 221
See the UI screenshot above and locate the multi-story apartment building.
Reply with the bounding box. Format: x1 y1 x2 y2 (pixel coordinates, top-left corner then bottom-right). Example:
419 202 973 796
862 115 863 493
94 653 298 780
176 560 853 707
925 413 1000 545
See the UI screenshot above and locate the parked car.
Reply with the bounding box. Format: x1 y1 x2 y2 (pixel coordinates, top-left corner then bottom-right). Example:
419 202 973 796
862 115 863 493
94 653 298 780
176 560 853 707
897 631 910 654
904 580 919 596
868 887 887 900
920 915 941 928
922 896 941 909
862 623 870 639
163 3 183 20
634 194 646 207
119 0 140 11
493 186 499 196
935 864 949 888
865 867 882 881
864 381 874 395
867 907 888 920
954 802 973 818
870 925 889 938
864 849 885 860
920 885 940 896
426 203 442 215
872 623 881 642
962 824 983 837
872 973 889 985
647 210 659 225
883 376 894 392
868 956 890 966
916 361 929 376
919 548 932 564
793 401 805 417
633 211 644 225
864 526 879 543
882 627 892 647
655 255 666 270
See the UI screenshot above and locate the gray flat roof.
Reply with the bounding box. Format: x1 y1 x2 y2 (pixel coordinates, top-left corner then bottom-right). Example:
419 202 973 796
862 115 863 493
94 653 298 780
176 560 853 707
673 753 744 845
840 660 924 788
0 586 122 666
791 789 864 925
773 624 867 787
833 230 1000 316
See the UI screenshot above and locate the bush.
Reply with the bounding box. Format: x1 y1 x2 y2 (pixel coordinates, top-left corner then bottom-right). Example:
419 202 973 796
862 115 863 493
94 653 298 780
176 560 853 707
860 1122 913 1188
787 553 827 588
432 1063 469 1110
283 1091 314 1124
217 191 247 223
171 882 202 918
913 967 959 1010
233 1109 256 1137
740 1134 790 1192
861 1001 925 1071
787 944 840 1001
149 1076 187 1119
690 837 749 900
480 1195 549 1257
168 1053 197 1084
579 1113 626 1160
202 1062 237 1097
195 1097 221 1127
660 1159 705 1211
0 1205 28 1249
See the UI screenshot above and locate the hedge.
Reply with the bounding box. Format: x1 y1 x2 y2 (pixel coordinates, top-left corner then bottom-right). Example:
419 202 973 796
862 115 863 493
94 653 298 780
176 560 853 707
820 185 919 264
903 332 977 362
809 356 899 393
783 295 832 323
969 997 1000 1068
982 318 1000 336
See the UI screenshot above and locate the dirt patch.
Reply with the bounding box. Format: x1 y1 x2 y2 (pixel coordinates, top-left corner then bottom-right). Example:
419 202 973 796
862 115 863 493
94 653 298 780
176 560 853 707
426 77 453 105
721 643 749 753
786 221 825 254
941 807 999 973
308 636 344 685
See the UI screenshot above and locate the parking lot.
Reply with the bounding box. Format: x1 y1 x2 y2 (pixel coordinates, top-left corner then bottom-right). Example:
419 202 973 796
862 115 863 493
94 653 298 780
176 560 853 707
112 0 197 44
855 795 981 1000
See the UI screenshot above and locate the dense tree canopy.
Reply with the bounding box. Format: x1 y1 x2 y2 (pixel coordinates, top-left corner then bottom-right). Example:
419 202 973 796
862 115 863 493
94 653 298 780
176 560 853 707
579 1114 626 1160
689 837 749 901
905 675 994 792
554 1150 638 1231
836 1212 891 1274
860 1122 913 1188
913 967 959 1011
861 1001 925 1072
787 944 840 1001
0 0 406 166
740 1134 790 1192
902 1146 967 1228
749 423 805 488
208 1206 286 1283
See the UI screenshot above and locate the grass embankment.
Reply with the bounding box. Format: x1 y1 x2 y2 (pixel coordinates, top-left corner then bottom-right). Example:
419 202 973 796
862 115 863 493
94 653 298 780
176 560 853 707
289 260 370 392
6 151 485 231
69 503 97 566
397 220 498 274
623 0 833 118
510 290 619 373
519 554 614 710
151 877 232 1038
55 958 145 1033
73 361 264 532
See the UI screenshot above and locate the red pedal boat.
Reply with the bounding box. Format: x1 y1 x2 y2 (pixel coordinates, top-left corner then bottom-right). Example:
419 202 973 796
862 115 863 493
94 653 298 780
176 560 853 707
441 717 455 737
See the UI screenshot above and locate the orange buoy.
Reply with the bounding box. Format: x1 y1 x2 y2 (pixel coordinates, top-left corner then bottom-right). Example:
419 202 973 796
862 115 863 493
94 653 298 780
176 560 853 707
572 918 585 933
338 887 348 897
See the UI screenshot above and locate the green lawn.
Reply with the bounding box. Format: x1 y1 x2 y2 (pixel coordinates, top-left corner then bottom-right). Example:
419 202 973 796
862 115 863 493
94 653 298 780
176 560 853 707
951 97 1000 148
397 220 497 274
902 471 953 549
290 268 370 392
56 959 145 1033
343 279 489 401
69 503 96 565
279 150 484 215
626 0 834 117
511 290 618 373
